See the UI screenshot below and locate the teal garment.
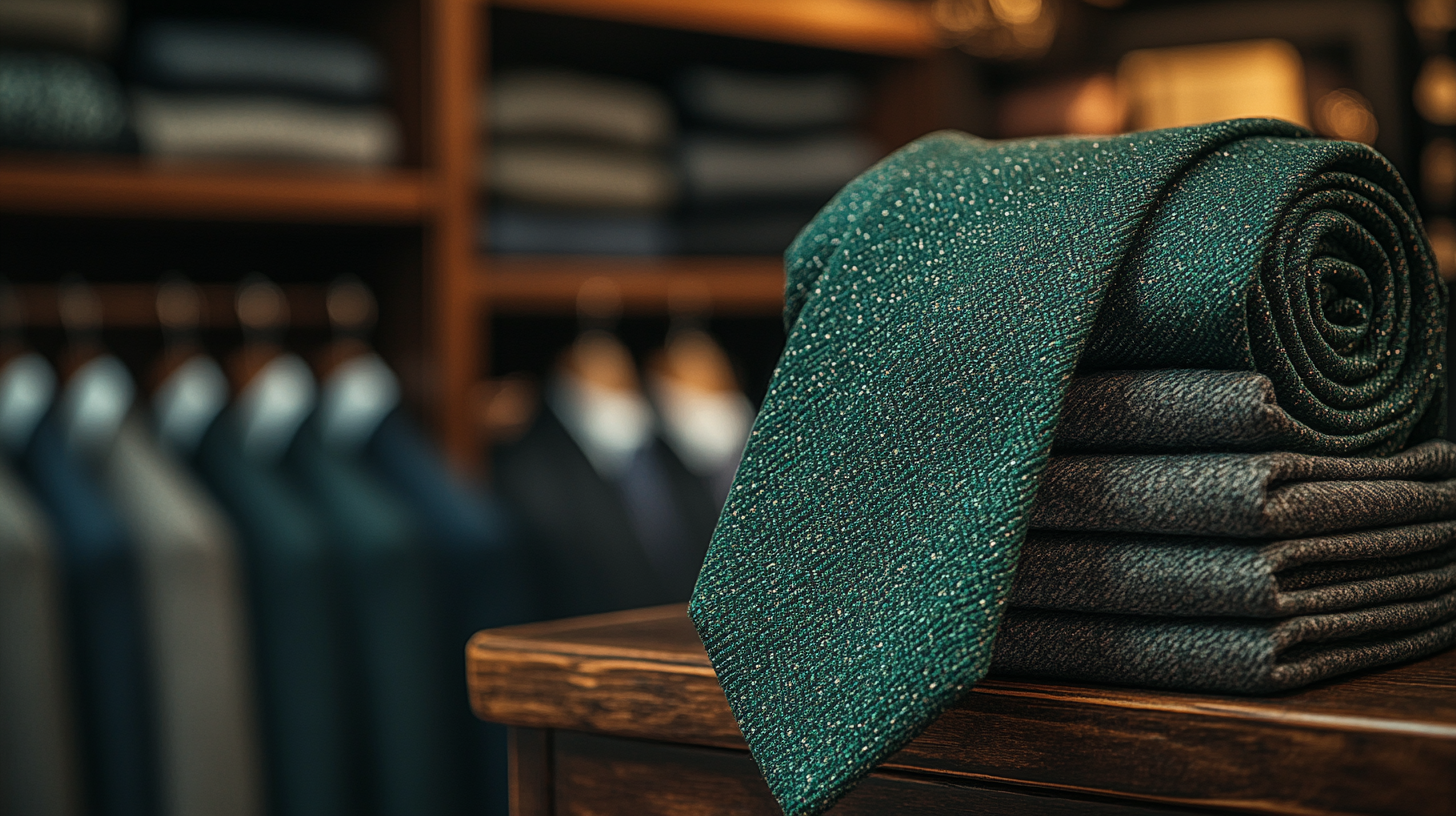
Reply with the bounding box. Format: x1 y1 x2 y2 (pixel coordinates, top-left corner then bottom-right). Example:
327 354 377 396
689 120 1446 816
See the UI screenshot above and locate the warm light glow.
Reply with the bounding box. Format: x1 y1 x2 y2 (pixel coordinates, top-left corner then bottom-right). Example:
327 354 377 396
930 0 1058 60
1426 217 1456 281
1313 88 1378 144
1409 0 1456 35
1423 138 1456 209
1415 55 1456 125
1118 40 1309 131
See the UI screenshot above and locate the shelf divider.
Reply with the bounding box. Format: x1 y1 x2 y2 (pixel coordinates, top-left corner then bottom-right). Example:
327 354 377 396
480 255 785 314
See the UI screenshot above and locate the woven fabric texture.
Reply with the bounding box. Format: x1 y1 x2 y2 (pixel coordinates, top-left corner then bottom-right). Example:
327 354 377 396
1012 522 1456 617
1056 369 1427 454
1032 439 1456 538
993 589 1456 693
689 121 1445 816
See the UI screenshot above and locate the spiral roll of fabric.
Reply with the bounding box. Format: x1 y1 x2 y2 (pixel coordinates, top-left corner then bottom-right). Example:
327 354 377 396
689 119 1445 816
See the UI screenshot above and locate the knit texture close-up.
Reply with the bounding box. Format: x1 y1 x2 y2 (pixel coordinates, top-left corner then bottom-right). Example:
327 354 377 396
688 119 1446 816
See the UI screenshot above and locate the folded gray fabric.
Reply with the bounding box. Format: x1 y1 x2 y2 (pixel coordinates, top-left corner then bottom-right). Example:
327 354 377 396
0 49 127 150
992 588 1456 693
1057 369 1443 456
1012 522 1456 617
679 66 862 131
134 20 385 102
1030 439 1456 538
680 131 877 203
489 69 674 149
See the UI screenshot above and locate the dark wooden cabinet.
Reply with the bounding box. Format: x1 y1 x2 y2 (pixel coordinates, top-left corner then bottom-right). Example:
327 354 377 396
467 605 1456 816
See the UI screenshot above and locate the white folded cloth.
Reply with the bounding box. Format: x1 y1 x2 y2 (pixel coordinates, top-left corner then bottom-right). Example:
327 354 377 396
132 91 400 165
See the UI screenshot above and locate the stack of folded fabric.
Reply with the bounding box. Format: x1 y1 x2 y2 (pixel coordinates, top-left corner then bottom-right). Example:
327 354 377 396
675 66 878 255
689 120 1454 816
0 0 129 152
995 370 1456 692
483 69 677 254
130 19 399 165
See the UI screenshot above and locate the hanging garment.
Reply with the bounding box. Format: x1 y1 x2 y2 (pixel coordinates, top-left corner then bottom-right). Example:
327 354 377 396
61 355 262 816
22 410 155 816
281 352 450 816
495 402 714 619
321 351 536 816
689 120 1447 816
0 459 81 816
0 352 80 816
170 355 351 816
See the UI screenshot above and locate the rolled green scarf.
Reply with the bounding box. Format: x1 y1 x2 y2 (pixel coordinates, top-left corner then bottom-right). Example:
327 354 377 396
689 119 1445 816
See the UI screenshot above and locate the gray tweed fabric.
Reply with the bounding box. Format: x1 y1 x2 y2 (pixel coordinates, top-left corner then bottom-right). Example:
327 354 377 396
992 588 1456 693
1031 439 1456 538
1012 522 1456 617
1056 370 1424 455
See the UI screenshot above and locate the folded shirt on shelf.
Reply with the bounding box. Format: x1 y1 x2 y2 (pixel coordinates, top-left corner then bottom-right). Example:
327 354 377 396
487 138 677 210
680 131 877 204
0 0 119 54
131 91 399 165
0 49 128 150
488 69 674 149
678 66 862 131
133 19 386 102
485 207 673 255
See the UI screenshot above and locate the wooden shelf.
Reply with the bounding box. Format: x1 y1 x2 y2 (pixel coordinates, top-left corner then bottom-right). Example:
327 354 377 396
13 283 330 328
0 156 431 223
479 255 785 314
489 0 941 57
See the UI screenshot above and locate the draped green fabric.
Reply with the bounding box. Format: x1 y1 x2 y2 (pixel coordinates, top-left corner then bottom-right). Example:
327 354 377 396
688 119 1445 816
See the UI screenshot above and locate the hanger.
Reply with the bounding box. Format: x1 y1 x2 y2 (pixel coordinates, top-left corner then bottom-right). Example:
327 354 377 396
645 280 753 499
151 276 230 456
227 275 316 464
0 279 57 457
312 276 401 453
549 276 653 479
53 277 134 458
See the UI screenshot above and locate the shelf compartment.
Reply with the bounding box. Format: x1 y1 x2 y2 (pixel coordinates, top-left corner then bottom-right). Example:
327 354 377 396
0 156 430 223
488 0 940 57
480 255 785 314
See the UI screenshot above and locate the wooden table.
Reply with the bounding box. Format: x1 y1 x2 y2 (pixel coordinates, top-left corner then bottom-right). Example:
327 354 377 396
466 604 1456 815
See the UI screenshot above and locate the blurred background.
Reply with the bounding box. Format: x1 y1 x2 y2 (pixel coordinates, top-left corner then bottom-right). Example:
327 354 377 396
0 0 1453 815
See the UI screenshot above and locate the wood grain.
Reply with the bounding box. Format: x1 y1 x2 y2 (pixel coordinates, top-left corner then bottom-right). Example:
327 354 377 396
553 731 1199 815
509 728 552 816
0 157 429 223
487 0 941 57
479 256 785 315
468 604 1456 816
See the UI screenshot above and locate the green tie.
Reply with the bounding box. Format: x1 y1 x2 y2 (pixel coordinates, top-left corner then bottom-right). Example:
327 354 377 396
689 119 1444 816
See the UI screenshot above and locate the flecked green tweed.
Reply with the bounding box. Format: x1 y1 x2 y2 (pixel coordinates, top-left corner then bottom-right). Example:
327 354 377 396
688 120 1446 816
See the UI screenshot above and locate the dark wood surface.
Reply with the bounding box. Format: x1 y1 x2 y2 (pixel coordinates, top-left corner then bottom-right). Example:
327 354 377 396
468 604 1456 815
